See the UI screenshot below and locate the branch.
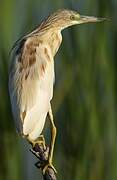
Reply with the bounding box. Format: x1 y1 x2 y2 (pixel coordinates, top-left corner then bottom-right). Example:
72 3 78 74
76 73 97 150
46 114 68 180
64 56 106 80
30 144 57 180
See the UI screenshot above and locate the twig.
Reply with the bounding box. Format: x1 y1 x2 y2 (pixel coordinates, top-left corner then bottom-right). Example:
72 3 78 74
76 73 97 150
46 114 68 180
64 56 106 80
30 144 57 180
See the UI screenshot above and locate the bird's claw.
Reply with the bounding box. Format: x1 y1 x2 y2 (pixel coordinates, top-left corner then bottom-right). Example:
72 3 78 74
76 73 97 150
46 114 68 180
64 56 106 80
30 148 40 158
42 161 57 174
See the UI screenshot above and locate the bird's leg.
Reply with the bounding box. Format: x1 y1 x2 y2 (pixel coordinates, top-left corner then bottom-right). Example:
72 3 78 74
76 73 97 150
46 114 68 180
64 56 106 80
48 107 57 166
42 105 57 174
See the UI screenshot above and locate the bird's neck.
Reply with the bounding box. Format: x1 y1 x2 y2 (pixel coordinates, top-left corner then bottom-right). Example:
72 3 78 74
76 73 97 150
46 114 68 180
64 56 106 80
46 30 62 57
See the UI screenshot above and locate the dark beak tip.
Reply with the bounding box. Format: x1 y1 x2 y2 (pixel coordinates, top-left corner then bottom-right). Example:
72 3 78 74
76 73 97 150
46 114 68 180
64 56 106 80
98 17 109 22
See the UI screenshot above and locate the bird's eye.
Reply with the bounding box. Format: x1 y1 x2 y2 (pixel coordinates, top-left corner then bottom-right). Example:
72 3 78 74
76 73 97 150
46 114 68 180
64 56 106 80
70 15 75 20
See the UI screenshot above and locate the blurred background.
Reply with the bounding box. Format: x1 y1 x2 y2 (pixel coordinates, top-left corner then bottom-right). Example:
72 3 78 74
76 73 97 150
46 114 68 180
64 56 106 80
0 0 117 179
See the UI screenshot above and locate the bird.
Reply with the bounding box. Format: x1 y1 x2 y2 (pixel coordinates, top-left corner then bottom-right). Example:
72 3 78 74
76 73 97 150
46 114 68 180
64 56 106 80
8 9 106 173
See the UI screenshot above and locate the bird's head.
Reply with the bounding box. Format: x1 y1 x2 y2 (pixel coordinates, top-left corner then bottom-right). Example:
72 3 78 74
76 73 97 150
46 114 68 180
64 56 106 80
44 9 106 31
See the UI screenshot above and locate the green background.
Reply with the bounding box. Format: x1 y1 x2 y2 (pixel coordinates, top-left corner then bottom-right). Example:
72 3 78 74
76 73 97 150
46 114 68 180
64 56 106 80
0 0 117 179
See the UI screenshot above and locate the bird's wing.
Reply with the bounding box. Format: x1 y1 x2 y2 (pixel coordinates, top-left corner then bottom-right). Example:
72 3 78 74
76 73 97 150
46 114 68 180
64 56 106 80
9 37 54 128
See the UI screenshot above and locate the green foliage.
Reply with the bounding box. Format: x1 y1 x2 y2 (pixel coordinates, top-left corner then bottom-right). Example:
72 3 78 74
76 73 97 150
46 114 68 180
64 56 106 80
0 0 116 179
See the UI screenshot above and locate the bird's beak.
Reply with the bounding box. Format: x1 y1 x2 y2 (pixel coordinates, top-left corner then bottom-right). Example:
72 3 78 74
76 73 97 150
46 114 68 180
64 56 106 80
77 15 107 24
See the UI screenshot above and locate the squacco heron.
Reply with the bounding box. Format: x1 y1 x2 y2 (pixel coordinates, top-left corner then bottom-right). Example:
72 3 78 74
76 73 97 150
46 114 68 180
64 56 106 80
8 9 106 173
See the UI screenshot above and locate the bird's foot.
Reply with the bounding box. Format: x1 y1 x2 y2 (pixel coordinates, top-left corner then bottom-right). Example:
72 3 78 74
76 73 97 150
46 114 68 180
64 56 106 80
30 135 46 150
42 161 57 175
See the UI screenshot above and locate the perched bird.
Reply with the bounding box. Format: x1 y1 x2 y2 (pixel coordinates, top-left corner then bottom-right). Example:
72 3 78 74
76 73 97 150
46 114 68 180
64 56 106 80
8 9 106 173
